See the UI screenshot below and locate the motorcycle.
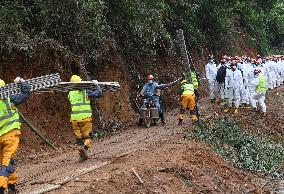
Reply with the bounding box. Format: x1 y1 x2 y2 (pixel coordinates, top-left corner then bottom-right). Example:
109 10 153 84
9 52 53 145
139 96 160 128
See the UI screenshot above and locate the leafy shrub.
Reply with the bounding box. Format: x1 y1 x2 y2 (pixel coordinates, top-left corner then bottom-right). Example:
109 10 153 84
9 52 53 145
187 117 284 175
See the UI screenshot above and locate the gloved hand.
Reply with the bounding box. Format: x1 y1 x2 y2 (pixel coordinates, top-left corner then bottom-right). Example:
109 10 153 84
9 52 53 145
14 77 25 83
14 77 21 83
92 80 99 85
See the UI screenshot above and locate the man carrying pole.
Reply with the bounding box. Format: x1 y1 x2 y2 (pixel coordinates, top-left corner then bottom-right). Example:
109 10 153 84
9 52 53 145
68 75 102 162
0 77 30 194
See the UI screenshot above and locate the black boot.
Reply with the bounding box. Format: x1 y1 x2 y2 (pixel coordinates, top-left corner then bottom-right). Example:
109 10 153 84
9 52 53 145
75 138 84 146
193 120 201 126
137 118 143 126
178 119 183 125
8 184 17 194
159 111 165 125
0 187 4 194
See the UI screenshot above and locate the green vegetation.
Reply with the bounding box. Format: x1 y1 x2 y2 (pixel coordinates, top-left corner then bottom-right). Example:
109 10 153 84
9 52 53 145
187 117 284 176
0 0 283 64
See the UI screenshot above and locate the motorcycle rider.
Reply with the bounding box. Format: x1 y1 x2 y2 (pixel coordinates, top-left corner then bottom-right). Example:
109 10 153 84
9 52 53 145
138 75 167 125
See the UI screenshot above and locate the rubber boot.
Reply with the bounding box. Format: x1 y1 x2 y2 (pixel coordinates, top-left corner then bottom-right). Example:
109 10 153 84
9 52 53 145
234 108 238 114
0 187 4 194
8 184 17 194
77 139 90 162
79 146 89 162
80 138 93 162
75 138 84 146
224 108 230 113
152 120 157 126
137 118 143 126
159 111 165 125
193 120 200 126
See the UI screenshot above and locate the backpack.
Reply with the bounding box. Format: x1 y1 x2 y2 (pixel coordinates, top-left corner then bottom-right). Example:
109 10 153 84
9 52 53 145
216 65 227 83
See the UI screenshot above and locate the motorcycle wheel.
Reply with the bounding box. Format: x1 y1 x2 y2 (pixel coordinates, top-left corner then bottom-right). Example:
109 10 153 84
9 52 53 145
142 109 152 128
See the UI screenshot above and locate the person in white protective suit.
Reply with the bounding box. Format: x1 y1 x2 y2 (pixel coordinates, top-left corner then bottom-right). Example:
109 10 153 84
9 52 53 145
264 58 271 89
224 61 243 114
250 69 268 116
280 56 284 84
205 57 218 103
267 58 277 89
239 59 252 108
274 57 282 87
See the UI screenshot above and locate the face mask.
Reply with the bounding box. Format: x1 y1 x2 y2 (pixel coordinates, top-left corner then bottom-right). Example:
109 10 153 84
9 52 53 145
148 80 153 84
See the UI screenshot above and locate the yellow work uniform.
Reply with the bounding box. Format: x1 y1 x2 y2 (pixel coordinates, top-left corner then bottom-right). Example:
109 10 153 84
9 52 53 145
71 121 93 148
178 84 197 122
0 98 22 189
0 129 20 188
180 94 196 111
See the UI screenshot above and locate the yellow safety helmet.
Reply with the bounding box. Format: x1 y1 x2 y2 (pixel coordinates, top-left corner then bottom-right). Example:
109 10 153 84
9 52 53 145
70 75 82 82
0 79 5 87
180 80 188 85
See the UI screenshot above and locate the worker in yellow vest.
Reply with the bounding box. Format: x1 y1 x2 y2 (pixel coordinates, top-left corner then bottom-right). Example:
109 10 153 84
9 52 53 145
191 67 201 123
68 75 102 162
250 69 268 116
177 80 198 125
0 78 30 194
191 70 199 90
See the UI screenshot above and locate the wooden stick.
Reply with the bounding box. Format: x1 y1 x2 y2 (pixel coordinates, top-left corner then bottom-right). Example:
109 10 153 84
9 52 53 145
29 184 61 194
132 168 144 184
18 111 57 150
27 162 109 194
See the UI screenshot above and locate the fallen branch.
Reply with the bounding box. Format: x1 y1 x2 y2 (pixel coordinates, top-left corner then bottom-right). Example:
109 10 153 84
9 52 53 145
57 161 109 185
132 168 144 184
260 180 269 189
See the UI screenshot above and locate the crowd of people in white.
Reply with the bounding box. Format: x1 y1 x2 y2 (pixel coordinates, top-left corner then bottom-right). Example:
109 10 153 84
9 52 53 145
205 55 284 116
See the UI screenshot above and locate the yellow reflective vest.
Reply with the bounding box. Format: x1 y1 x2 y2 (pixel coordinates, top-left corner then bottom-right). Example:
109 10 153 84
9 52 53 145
181 83 195 95
191 71 199 89
256 74 267 92
0 98 21 136
68 90 92 122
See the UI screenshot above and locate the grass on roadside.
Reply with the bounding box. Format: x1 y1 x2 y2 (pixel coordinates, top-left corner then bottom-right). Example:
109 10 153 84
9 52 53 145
186 117 284 177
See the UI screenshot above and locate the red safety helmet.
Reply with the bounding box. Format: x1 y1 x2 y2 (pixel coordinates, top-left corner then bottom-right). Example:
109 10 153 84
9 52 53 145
147 75 154 80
